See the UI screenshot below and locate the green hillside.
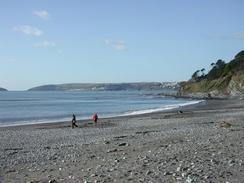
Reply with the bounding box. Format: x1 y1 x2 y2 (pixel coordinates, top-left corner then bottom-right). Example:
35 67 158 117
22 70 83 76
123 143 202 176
28 82 175 91
179 50 244 97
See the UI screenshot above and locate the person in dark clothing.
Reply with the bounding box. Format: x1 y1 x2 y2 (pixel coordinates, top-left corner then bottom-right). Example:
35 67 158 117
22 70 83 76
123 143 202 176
71 114 78 128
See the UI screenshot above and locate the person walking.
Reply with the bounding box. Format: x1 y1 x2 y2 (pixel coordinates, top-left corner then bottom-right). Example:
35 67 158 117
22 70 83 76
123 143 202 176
71 114 78 128
92 113 98 123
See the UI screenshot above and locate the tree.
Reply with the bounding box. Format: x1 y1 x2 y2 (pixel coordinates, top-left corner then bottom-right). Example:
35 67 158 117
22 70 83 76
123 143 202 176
215 59 225 68
234 50 244 59
210 62 215 67
200 68 206 76
207 59 226 80
191 70 200 81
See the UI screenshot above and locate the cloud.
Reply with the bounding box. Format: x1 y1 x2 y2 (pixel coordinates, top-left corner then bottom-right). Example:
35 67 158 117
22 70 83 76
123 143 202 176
13 25 43 36
33 10 49 20
104 39 127 51
34 40 56 48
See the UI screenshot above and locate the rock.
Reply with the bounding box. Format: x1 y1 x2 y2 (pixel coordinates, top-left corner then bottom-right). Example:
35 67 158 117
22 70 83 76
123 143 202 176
186 176 192 183
176 177 182 181
90 174 97 177
48 180 57 183
107 149 118 153
228 159 234 167
228 159 234 164
141 163 149 168
118 142 128 146
96 165 102 169
114 135 127 140
146 170 153 175
182 172 186 177
141 155 149 160
109 168 114 172
89 155 96 159
164 171 173 176
204 175 209 179
139 178 145 182
219 121 232 128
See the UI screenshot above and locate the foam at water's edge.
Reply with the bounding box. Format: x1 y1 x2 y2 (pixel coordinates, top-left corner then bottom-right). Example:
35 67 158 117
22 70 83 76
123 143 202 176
119 100 205 116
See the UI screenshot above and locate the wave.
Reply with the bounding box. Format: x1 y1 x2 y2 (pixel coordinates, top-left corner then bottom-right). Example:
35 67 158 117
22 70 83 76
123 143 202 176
120 100 204 116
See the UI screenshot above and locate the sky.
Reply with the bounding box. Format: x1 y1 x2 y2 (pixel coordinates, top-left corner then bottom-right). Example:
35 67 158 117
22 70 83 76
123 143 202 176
0 0 244 90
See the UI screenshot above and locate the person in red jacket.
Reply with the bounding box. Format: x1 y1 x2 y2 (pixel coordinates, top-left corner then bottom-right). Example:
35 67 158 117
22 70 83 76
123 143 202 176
92 113 98 123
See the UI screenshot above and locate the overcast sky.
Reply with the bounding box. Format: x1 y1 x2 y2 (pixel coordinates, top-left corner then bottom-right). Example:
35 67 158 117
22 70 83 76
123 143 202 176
1 0 244 90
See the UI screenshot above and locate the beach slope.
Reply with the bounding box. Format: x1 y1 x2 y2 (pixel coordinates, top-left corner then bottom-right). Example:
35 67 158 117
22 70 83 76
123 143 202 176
0 99 244 182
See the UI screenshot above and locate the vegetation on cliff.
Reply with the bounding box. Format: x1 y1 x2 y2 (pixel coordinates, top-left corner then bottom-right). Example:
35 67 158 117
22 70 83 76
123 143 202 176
180 50 244 96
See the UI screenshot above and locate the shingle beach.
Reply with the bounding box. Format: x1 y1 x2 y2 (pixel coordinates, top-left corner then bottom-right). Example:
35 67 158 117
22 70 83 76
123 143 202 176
1 99 244 183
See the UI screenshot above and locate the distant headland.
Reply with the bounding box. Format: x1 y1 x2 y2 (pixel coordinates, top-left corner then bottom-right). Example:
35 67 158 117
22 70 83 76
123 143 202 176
28 82 179 91
0 87 7 91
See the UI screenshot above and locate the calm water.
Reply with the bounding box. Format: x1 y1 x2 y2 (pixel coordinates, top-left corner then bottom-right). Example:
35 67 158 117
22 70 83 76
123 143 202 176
0 90 200 126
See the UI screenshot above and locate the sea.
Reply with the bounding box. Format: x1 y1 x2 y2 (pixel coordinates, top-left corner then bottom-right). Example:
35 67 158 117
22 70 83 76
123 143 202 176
0 90 202 127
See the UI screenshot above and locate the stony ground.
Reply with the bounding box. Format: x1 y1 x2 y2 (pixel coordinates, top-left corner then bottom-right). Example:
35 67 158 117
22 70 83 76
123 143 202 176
0 99 244 183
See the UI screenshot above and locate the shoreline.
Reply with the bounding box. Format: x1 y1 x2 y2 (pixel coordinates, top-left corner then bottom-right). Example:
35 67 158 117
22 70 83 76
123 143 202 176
1 98 244 182
0 99 205 129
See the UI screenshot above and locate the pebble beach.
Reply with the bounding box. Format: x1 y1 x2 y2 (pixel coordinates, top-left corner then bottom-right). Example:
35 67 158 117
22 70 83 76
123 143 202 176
1 99 244 183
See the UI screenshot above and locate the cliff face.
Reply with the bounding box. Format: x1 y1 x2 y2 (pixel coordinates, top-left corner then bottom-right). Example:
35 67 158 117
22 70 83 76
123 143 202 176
227 74 244 95
179 51 244 97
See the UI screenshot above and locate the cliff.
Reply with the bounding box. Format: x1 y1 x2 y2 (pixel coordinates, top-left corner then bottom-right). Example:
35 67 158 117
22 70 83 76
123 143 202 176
179 50 244 98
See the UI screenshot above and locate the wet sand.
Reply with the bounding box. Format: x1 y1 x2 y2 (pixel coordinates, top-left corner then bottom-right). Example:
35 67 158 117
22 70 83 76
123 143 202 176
0 99 244 182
